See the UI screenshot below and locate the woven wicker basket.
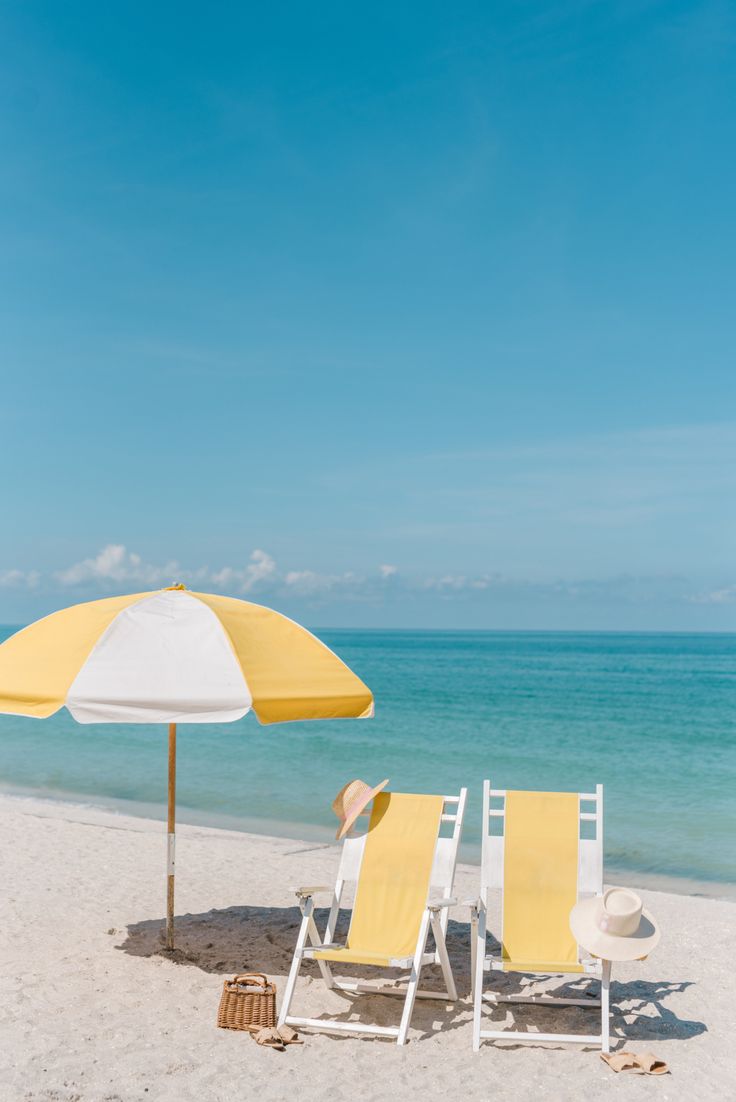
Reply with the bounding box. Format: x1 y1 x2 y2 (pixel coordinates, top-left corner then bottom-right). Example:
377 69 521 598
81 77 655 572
217 973 277 1033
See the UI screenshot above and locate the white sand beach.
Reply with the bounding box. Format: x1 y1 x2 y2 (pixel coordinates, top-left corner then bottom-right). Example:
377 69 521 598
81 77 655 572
1 793 733 1102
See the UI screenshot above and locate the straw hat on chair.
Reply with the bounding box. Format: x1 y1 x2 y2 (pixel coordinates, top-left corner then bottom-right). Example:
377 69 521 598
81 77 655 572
332 778 389 839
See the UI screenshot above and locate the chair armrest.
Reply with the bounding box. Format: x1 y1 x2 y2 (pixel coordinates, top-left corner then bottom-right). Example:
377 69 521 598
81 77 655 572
290 885 333 898
463 896 483 910
427 897 457 911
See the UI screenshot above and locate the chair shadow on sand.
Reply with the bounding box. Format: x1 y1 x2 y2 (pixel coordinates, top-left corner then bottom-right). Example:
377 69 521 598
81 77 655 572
118 909 705 1046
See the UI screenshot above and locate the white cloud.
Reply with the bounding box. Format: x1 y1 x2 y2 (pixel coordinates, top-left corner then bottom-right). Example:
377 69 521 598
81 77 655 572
423 571 501 591
0 568 40 589
55 544 279 595
424 574 469 590
210 549 276 594
243 549 276 591
3 541 724 614
689 584 736 605
56 544 179 586
284 569 321 591
284 569 358 596
416 571 696 606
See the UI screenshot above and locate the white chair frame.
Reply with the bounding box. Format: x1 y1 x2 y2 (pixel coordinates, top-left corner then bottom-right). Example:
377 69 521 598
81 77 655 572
471 781 609 1051
279 788 467 1045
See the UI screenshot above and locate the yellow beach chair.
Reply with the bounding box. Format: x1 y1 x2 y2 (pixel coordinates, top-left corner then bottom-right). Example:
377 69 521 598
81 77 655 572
471 781 609 1051
279 787 467 1044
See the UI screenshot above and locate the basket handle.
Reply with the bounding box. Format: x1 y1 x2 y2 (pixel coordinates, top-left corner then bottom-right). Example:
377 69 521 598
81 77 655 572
231 972 270 988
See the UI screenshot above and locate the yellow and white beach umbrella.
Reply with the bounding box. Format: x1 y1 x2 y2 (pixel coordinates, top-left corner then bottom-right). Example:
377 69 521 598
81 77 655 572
0 585 373 947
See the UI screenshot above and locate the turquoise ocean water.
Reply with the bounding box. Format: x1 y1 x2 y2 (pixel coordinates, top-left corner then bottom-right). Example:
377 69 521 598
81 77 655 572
0 629 734 890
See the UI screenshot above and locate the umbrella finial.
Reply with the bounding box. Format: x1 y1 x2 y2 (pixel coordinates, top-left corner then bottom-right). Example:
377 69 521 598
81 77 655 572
165 583 187 591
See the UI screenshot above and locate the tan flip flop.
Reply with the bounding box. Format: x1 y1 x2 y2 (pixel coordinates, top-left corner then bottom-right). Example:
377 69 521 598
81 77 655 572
276 1025 303 1046
634 1052 669 1075
254 1027 286 1051
601 1051 669 1075
253 1025 304 1051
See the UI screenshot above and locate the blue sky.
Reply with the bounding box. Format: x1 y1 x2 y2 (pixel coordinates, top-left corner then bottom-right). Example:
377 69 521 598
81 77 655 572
1 1 735 629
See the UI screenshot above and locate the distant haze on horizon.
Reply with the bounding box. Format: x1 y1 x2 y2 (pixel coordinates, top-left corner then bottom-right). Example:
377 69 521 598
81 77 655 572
1 3 734 632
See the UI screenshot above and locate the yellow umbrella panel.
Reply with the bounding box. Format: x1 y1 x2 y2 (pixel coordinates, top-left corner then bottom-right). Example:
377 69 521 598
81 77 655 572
0 587 374 946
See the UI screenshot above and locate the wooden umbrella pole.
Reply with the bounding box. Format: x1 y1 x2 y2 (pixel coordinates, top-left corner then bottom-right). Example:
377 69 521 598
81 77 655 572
166 722 177 950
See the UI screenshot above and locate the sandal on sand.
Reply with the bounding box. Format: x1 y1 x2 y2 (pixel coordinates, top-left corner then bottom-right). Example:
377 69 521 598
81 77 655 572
254 1028 285 1051
276 1025 303 1046
601 1051 669 1075
253 1026 303 1051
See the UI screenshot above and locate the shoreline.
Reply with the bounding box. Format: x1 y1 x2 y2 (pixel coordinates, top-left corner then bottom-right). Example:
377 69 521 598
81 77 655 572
2 783 734 902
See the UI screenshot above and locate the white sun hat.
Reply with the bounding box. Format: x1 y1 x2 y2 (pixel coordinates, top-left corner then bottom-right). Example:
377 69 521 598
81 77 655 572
570 887 660 962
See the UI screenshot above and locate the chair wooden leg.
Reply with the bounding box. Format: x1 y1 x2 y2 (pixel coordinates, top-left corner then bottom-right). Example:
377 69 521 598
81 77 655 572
430 910 457 1001
278 901 313 1027
601 959 611 1053
472 904 486 1052
397 909 432 1045
470 906 478 998
306 910 334 988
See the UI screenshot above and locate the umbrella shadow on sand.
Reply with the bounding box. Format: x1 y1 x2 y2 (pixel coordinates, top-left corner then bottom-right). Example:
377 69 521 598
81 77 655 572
119 907 471 980
117 910 704 1046
120 903 333 977
118 906 472 1041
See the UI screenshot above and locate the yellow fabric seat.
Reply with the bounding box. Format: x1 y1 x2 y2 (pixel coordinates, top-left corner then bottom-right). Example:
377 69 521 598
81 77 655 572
311 947 402 966
500 790 581 973
502 959 585 974
314 792 444 968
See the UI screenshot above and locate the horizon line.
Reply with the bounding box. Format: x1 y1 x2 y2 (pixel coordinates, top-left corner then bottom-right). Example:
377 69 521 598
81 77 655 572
1 623 735 637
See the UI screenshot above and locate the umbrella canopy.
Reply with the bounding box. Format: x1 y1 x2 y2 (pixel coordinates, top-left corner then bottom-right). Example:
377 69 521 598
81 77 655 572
0 586 373 947
0 586 374 724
